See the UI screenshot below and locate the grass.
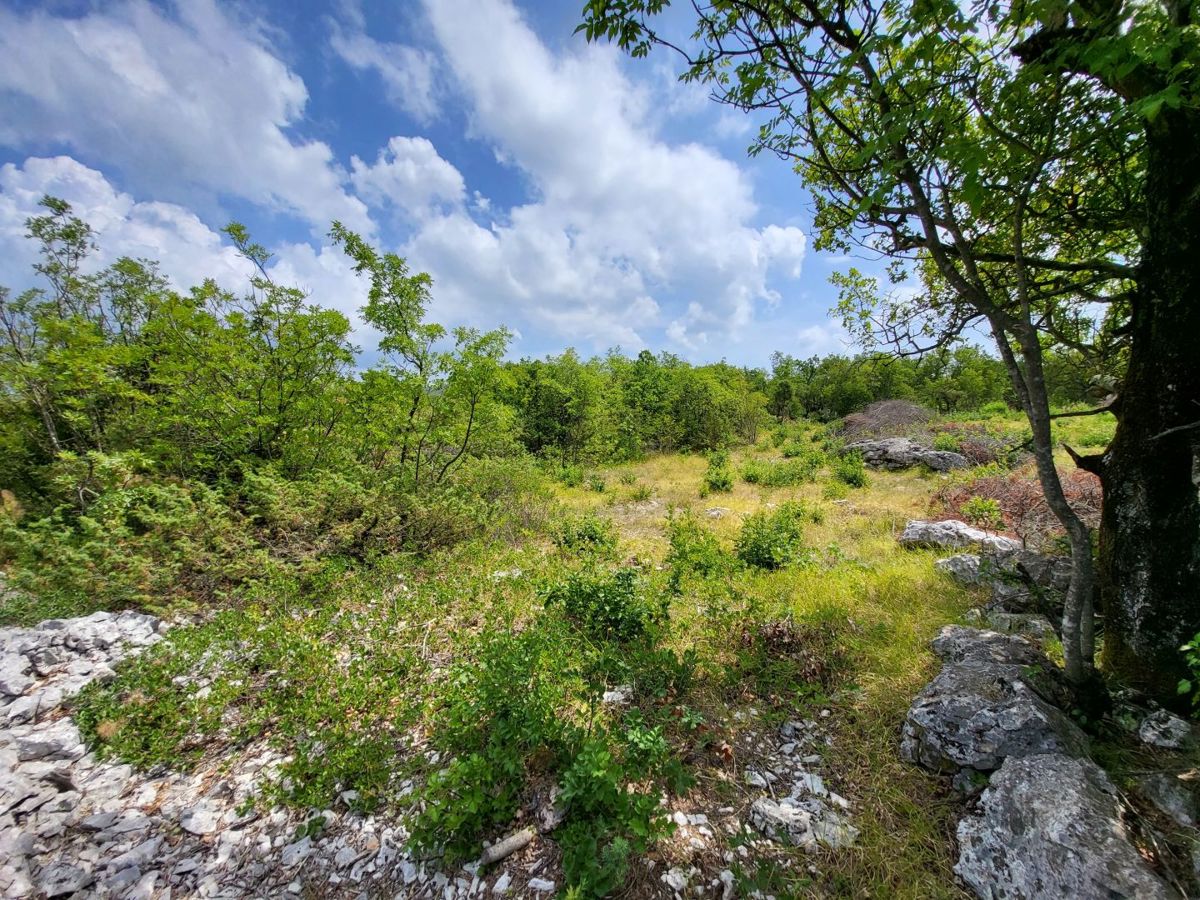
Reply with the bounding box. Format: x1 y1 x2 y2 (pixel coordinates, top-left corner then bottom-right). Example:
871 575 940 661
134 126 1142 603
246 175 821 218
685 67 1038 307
67 435 986 897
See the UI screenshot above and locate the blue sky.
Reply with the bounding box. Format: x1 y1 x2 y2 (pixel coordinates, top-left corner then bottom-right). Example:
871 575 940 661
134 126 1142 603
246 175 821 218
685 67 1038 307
0 0 858 367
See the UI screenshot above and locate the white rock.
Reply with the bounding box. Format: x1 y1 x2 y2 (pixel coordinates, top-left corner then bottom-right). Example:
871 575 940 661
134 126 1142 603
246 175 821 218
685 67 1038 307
528 878 555 892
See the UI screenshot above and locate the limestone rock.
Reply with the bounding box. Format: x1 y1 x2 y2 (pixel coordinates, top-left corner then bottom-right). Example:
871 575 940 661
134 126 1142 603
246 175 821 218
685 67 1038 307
843 438 969 472
1139 709 1195 750
935 554 984 585
956 753 1175 900
901 626 1086 776
748 797 858 850
1138 773 1198 827
963 609 1056 643
899 520 1022 555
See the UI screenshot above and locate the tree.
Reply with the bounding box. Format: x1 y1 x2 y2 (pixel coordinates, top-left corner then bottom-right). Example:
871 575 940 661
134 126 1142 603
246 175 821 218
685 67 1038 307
1001 0 1200 700
579 0 1151 686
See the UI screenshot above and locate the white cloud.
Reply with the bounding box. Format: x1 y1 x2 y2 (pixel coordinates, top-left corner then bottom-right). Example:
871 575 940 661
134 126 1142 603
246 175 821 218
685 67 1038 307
0 156 250 292
409 0 807 356
350 137 466 216
330 21 439 123
794 323 851 357
0 0 371 234
0 156 373 346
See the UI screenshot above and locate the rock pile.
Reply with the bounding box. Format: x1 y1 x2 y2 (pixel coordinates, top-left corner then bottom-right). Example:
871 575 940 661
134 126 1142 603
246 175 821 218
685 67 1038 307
902 624 1180 899
843 438 969 472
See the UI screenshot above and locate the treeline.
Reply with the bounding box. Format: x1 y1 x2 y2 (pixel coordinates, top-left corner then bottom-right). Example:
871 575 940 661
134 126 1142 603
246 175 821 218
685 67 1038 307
0 199 1100 618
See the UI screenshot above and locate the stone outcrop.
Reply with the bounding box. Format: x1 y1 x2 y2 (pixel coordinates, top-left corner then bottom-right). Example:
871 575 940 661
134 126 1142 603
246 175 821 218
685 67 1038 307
901 626 1086 780
899 520 1022 555
843 438 969 472
935 542 1072 623
903 625 1178 900
956 753 1177 900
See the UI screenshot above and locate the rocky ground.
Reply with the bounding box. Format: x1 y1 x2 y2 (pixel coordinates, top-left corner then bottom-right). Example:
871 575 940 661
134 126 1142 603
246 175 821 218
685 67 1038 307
0 612 860 899
903 519 1200 898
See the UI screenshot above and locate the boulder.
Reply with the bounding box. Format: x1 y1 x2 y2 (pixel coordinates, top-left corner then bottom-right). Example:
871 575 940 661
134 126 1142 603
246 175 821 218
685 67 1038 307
844 438 969 472
1138 709 1196 750
899 520 1022 555
1138 773 1198 827
901 626 1086 777
935 554 985 585
956 753 1176 899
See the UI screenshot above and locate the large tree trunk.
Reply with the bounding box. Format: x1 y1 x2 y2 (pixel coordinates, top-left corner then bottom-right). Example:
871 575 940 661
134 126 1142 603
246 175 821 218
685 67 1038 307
1099 109 1200 704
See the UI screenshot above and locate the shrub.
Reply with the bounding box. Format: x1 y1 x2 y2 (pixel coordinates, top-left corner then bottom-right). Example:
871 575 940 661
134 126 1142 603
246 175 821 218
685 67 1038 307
839 400 933 439
558 737 672 896
702 450 733 494
618 471 638 486
932 432 962 453
557 465 584 488
544 568 662 643
665 512 730 591
554 513 618 557
0 452 262 623
629 485 653 502
832 451 869 488
980 400 1011 417
741 456 820 487
411 625 578 862
736 502 812 569
961 496 1003 531
933 464 1101 550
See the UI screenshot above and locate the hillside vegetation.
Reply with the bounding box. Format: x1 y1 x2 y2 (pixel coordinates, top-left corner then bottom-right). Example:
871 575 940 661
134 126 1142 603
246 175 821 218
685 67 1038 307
0 203 1141 896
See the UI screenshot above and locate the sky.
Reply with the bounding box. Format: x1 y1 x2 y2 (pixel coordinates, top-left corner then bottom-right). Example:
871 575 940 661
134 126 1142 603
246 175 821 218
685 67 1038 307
0 0 860 368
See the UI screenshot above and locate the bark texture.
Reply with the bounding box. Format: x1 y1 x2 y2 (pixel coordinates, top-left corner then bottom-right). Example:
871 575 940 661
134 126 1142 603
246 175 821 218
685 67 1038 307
1099 108 1200 702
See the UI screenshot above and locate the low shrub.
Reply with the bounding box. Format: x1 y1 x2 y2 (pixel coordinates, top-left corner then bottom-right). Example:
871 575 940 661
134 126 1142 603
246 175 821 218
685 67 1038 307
736 501 813 569
932 432 962 453
554 513 618 557
832 451 869 488
702 450 733 495
741 456 820 487
544 567 663 643
933 463 1101 550
665 511 730 591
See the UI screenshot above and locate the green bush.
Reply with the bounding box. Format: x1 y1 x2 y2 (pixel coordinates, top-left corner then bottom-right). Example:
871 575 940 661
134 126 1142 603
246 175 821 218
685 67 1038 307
932 432 962 452
665 511 730 591
587 475 607 492
735 502 813 569
741 456 820 487
702 450 733 494
961 495 1003 531
0 452 262 623
553 513 618 557
411 625 578 862
980 400 1011 417
832 450 869 488
544 568 662 643
557 465 585 488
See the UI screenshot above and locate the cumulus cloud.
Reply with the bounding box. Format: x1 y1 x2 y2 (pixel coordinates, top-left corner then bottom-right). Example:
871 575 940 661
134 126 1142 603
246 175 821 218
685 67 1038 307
0 156 250 292
0 0 371 234
350 137 466 216
407 0 806 356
